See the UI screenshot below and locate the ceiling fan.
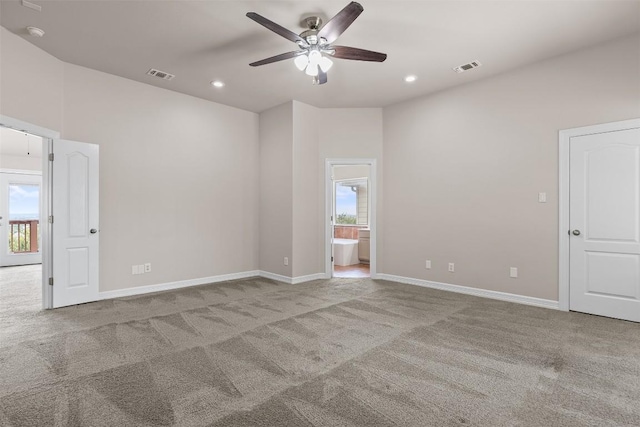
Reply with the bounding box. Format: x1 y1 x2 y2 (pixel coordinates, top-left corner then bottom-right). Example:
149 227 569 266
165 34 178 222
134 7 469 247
246 1 387 85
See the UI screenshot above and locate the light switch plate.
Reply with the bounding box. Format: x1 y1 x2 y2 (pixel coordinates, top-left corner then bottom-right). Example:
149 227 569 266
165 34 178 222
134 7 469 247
510 267 518 278
425 260 431 269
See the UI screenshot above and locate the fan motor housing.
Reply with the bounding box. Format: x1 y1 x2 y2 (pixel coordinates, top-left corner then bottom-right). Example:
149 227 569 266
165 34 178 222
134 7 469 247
300 16 322 44
302 16 322 30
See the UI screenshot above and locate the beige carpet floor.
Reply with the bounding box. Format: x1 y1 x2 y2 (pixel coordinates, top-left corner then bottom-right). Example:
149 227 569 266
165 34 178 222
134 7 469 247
1 265 639 426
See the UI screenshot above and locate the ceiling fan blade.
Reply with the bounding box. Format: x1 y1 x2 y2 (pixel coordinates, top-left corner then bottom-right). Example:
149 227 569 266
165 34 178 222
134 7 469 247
246 12 305 44
249 51 305 67
317 2 364 44
331 46 387 62
318 69 328 85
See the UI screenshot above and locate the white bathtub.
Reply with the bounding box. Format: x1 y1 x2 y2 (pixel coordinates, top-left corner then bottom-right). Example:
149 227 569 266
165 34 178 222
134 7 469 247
333 238 359 266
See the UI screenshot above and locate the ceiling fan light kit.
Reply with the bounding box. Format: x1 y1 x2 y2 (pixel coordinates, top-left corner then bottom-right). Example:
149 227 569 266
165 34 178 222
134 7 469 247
246 1 387 85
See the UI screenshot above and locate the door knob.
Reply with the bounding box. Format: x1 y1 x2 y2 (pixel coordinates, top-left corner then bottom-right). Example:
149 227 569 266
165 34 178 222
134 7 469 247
90 229 98 234
572 230 581 236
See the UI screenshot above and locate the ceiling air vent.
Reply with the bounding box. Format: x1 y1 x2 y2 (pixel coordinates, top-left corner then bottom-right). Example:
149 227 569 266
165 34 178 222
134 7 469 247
453 61 481 73
21 0 42 12
146 68 175 81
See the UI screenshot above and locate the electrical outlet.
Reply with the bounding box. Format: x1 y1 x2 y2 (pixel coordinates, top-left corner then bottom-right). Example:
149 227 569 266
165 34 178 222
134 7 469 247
510 267 518 278
284 257 289 266
425 260 431 269
132 265 139 275
538 192 547 203
144 263 151 273
448 263 455 272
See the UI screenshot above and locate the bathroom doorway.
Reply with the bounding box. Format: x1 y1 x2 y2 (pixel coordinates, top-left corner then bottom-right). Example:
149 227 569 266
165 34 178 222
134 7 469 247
325 159 377 279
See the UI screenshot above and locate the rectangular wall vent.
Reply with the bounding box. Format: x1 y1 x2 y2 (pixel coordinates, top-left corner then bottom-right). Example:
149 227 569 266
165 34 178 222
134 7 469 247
146 68 175 81
21 0 42 12
453 61 482 73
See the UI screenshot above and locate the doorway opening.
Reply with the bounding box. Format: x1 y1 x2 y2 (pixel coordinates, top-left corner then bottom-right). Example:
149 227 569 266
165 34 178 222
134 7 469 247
325 159 377 279
0 126 46 309
0 115 58 310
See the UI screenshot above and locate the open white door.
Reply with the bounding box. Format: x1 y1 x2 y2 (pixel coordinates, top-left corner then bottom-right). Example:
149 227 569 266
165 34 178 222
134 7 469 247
52 139 99 308
569 127 640 322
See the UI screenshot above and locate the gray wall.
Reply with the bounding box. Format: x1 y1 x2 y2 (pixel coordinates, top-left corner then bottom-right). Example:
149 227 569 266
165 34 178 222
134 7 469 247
1 27 260 292
318 109 384 274
382 34 640 301
259 103 383 278
4 23 637 303
292 101 320 277
259 102 294 277
0 27 63 132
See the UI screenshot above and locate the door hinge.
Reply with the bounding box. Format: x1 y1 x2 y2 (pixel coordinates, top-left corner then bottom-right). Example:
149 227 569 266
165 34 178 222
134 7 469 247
48 215 54 224
49 277 53 286
49 153 54 161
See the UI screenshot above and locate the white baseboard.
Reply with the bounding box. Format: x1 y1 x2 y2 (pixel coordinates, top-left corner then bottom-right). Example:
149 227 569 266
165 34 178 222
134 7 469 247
99 270 261 300
100 270 556 311
99 269 330 301
291 273 326 284
257 271 292 284
376 273 560 310
258 271 325 285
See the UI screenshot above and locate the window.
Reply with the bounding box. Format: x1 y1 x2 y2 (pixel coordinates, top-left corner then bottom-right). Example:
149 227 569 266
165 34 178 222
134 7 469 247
335 179 368 225
8 183 40 253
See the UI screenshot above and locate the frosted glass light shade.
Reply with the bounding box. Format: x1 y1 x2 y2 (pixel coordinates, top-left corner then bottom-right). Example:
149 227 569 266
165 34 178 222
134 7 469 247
319 56 333 72
294 54 309 71
305 63 319 76
308 50 321 66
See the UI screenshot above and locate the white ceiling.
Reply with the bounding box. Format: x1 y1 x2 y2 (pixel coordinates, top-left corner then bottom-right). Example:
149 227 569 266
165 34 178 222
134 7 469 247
0 127 43 158
1 1 638 113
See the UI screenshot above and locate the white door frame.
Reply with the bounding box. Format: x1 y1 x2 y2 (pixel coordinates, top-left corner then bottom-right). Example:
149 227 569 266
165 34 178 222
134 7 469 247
1 114 59 309
325 158 377 279
558 118 640 312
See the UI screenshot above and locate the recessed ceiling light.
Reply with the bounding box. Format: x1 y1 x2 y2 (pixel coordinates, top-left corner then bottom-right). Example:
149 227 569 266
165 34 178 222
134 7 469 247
211 80 225 88
26 26 45 37
404 75 417 83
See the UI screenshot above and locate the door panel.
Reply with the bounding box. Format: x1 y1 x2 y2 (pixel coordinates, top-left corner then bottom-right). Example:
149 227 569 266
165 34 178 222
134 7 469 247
585 146 639 241
585 252 639 299
52 139 99 308
68 152 89 237
570 127 640 322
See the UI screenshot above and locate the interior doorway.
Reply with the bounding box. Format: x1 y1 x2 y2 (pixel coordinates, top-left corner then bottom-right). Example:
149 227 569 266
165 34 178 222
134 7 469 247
325 159 377 279
0 126 46 308
1 115 58 309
